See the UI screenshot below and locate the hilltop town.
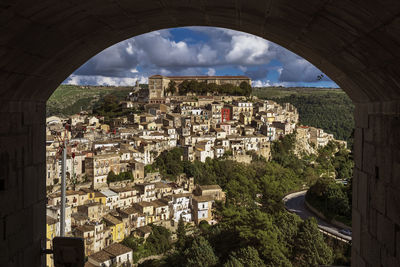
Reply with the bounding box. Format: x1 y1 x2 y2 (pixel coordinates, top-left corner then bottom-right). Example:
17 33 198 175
45 75 346 266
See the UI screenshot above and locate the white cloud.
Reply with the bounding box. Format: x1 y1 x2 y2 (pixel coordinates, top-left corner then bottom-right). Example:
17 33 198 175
207 68 216 76
67 26 333 86
65 75 148 86
252 80 271 87
226 34 270 64
126 42 133 55
238 66 247 72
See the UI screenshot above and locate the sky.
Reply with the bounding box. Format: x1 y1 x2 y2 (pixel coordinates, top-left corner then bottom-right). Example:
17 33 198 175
64 27 338 88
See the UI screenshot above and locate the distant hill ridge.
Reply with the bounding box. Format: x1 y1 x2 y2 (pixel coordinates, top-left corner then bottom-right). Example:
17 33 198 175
46 84 140 116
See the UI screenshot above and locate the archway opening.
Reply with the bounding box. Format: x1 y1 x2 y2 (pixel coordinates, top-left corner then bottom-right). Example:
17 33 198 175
1 2 399 267
45 26 354 266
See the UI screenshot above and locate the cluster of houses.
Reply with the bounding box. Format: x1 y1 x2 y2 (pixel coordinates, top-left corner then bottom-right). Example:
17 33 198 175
46 174 225 266
45 96 302 188
45 76 345 266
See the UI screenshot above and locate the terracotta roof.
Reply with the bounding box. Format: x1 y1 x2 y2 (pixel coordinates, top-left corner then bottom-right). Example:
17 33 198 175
103 243 132 257
151 199 168 208
111 187 136 193
135 201 153 208
50 190 80 198
79 188 94 193
136 225 152 234
71 213 89 221
46 216 57 225
172 193 192 199
119 207 140 215
193 195 214 202
89 250 113 263
103 214 122 225
91 192 105 199
199 185 222 190
154 182 171 189
76 224 95 233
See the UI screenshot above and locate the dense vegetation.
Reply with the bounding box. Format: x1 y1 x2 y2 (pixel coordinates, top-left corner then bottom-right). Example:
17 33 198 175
253 87 354 147
92 93 143 122
167 80 252 97
306 178 352 226
140 134 352 266
122 224 171 263
107 171 134 184
305 141 353 226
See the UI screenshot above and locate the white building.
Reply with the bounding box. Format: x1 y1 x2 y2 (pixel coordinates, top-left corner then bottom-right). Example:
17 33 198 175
46 205 72 234
170 193 192 222
100 189 119 210
88 243 133 267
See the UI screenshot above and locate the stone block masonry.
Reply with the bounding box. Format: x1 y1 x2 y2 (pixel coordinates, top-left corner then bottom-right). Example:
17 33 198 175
352 101 400 267
0 100 46 267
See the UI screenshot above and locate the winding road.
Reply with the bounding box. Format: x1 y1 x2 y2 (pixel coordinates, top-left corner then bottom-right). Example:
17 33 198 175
283 190 352 242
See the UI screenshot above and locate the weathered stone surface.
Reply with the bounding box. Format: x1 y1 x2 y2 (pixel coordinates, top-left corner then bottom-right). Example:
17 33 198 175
0 101 44 267
387 187 400 226
0 1 400 266
361 232 381 267
377 212 395 256
357 171 369 221
352 208 361 253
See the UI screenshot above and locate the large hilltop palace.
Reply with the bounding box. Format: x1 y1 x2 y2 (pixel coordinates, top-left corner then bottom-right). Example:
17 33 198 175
148 75 251 100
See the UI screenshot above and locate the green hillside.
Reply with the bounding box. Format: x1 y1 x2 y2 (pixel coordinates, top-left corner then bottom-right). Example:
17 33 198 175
46 85 133 116
253 87 355 146
252 86 344 98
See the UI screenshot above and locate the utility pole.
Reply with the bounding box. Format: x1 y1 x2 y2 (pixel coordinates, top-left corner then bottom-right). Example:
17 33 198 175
72 152 75 190
60 139 66 237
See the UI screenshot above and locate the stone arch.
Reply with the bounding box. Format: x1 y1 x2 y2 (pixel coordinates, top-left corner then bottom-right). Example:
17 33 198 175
0 1 399 266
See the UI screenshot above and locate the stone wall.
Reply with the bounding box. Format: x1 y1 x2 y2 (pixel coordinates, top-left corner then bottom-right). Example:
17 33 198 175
352 101 400 267
0 100 46 267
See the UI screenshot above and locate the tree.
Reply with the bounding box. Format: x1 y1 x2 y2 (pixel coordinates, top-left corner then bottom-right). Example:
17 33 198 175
199 220 211 233
239 82 252 97
224 255 244 267
176 216 186 250
229 246 265 267
183 236 219 267
122 236 140 250
292 218 333 266
166 81 176 96
145 225 172 255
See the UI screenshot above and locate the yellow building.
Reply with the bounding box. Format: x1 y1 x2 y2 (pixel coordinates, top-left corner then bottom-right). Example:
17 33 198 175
104 215 125 243
239 112 252 125
79 188 96 202
46 216 58 267
133 202 155 224
100 124 110 132
93 191 106 205
266 110 275 123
